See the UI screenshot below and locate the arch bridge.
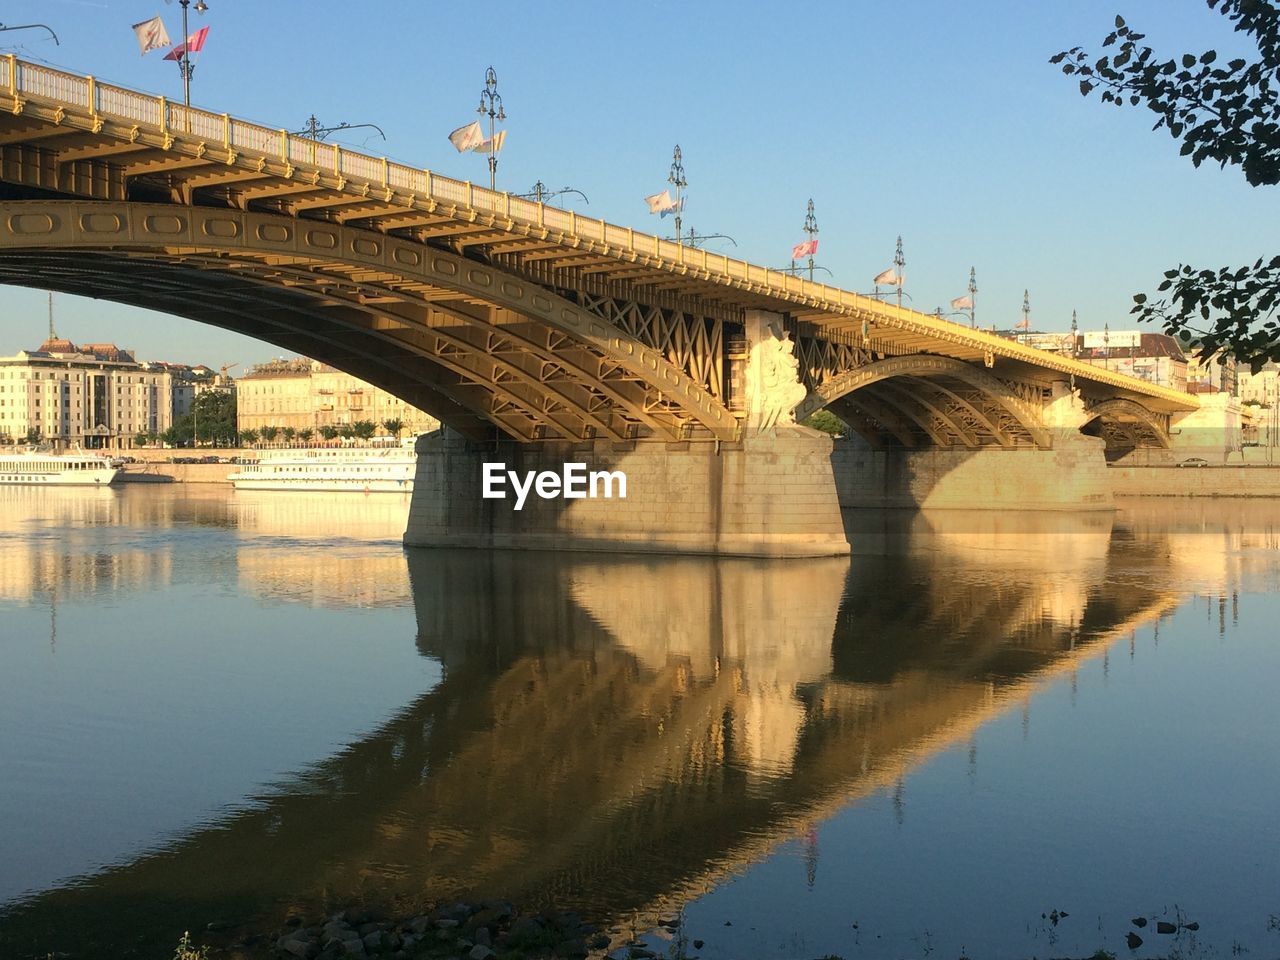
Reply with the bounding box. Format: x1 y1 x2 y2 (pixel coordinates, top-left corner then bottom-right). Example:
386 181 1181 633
0 56 1195 450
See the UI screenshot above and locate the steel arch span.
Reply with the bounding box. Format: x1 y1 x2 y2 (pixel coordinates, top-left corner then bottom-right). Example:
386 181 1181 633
0 200 739 442
1082 398 1172 450
795 353 1053 449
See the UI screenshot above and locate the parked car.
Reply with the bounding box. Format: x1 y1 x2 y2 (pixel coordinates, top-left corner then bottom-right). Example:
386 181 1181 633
1176 457 1209 467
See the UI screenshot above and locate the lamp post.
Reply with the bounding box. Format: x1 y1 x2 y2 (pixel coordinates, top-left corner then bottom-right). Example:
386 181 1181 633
801 198 819 281
677 229 737 248
892 235 905 309
517 182 588 205
293 116 386 142
0 22 59 43
476 66 505 191
1103 321 1111 372
668 145 687 244
175 0 208 113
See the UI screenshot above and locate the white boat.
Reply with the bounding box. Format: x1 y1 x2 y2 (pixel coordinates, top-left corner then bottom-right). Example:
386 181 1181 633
227 445 416 492
0 447 119 485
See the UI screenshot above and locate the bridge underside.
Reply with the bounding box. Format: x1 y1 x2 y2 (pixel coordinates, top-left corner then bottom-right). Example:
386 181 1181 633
0 199 742 443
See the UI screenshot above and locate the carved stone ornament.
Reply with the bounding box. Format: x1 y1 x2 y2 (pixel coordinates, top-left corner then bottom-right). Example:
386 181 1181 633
746 316 809 433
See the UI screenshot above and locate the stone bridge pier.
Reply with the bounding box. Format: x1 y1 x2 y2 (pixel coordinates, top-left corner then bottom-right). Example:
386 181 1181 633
404 318 1118 558
829 382 1114 512
404 310 851 558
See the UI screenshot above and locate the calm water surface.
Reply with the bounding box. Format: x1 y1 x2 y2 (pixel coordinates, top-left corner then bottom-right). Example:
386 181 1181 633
1 485 1279 959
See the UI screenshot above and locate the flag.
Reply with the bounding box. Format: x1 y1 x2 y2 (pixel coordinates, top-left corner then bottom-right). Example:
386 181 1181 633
1015 315 1031 330
448 120 485 152
163 25 209 60
659 196 684 218
473 129 506 154
791 238 818 260
873 267 900 285
645 190 677 214
950 295 973 310
132 15 171 56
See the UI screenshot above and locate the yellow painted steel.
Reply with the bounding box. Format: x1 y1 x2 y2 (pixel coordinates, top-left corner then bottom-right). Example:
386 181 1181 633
0 55 1197 415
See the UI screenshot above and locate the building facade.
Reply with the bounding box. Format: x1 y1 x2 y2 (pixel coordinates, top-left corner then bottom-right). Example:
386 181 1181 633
0 338 193 449
236 359 439 437
1019 330 1190 393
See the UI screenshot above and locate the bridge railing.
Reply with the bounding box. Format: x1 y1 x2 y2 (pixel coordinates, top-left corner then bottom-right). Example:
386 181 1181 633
3 55 903 319
0 55 1198 409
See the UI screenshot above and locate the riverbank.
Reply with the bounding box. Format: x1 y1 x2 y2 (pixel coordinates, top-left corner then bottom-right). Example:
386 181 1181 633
180 897 1232 960
1108 462 1280 497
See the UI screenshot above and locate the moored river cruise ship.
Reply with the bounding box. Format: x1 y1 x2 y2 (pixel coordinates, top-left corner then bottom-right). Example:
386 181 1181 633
226 445 416 492
0 448 119 485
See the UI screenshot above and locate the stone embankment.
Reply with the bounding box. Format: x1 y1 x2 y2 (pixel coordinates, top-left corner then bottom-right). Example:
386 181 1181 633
1108 463 1280 497
116 448 249 484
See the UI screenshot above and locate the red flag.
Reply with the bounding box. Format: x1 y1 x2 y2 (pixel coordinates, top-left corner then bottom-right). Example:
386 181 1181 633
791 239 818 260
164 26 209 60
1015 315 1031 330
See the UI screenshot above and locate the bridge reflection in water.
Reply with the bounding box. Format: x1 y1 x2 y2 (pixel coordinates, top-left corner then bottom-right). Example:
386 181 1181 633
0 504 1193 957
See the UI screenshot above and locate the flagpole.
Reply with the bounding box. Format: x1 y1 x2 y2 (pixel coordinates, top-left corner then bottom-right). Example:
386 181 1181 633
803 199 818 282
668 146 686 244
175 0 208 122
893 236 905 309
477 67 505 192
968 267 977 329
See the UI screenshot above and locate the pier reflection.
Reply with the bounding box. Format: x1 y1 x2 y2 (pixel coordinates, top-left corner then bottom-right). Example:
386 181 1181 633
0 504 1230 957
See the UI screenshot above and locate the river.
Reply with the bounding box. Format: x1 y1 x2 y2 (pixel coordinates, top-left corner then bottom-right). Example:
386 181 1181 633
1 485 1278 959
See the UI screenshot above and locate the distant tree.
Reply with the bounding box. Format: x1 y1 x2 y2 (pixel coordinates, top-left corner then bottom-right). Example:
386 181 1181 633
298 428 314 443
239 428 259 446
160 426 183 447
337 423 356 439
134 431 150 447
318 424 339 441
802 410 845 436
351 419 377 440
189 390 237 446
382 418 404 438
281 426 297 443
260 425 280 443
24 427 41 444
1052 1 1280 369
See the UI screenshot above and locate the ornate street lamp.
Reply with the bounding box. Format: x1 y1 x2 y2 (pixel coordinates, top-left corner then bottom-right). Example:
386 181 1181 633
517 182 588 205
175 0 209 113
668 145 687 244
892 235 906 309
476 67 506 191
293 116 386 142
802 198 819 281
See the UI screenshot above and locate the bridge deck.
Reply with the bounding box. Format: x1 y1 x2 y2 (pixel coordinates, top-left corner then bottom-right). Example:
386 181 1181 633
0 55 1195 413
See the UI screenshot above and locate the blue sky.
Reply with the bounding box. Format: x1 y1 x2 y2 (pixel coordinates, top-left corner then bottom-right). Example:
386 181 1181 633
1 0 1275 367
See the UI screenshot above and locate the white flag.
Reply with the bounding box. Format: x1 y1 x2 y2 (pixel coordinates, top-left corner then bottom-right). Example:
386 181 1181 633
660 196 685 218
644 189 676 214
873 268 900 285
132 15 171 56
950 295 973 310
448 120 485 153
472 129 506 154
